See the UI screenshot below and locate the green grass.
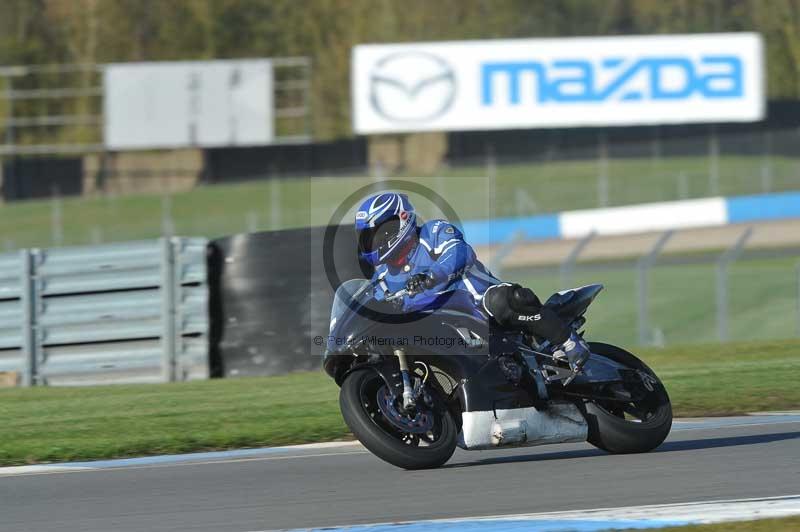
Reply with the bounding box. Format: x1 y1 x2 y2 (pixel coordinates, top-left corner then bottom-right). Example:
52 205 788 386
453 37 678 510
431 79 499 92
640 340 800 417
0 339 799 466
1 154 798 250
509 254 800 348
646 516 800 531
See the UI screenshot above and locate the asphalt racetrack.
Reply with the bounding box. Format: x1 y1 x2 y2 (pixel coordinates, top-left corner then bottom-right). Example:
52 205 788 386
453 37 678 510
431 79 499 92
1 415 798 532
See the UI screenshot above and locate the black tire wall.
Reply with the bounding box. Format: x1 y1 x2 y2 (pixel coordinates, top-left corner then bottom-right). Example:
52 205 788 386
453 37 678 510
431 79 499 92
207 225 371 378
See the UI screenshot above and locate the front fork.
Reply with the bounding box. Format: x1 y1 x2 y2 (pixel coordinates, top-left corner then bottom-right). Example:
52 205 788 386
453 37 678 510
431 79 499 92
394 348 416 411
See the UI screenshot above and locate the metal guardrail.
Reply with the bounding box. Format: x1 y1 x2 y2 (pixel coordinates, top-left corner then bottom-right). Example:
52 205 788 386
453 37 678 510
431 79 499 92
0 237 208 386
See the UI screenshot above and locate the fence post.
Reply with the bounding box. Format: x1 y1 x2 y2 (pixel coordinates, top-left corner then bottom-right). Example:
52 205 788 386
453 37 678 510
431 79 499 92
161 194 174 237
559 231 596 288
716 227 753 342
636 230 674 346
89 226 104 245
246 211 259 233
708 126 720 196
796 262 800 337
486 143 496 219
487 230 524 280
597 132 609 208
51 189 64 246
19 248 37 386
677 171 689 200
269 178 281 230
650 127 661 169
761 130 773 193
160 237 177 382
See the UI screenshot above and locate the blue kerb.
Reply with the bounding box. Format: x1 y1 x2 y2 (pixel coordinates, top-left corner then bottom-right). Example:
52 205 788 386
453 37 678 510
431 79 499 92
462 214 560 246
726 191 800 223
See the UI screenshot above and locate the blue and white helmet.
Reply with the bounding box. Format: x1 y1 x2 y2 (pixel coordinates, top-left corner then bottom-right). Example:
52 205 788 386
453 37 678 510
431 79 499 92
355 193 417 266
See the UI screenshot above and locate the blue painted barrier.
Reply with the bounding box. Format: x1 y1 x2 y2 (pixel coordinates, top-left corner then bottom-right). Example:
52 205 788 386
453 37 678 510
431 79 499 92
459 190 800 245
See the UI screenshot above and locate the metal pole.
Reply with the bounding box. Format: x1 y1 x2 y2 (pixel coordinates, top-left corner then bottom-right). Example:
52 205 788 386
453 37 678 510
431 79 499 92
636 264 649 346
486 143 496 219
4 77 14 148
19 248 36 386
677 171 689 200
651 127 661 169
716 227 753 342
636 230 675 345
89 226 103 244
487 230 524 279
161 194 174 237
51 187 63 246
708 126 720 196
597 132 609 208
246 211 258 233
796 262 800 337
435 175 446 206
559 231 596 288
4 77 14 192
160 237 177 382
269 177 280 230
514 188 538 216
761 130 773 193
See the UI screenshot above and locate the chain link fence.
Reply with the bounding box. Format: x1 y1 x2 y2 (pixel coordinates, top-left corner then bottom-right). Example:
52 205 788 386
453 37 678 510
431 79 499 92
494 225 800 348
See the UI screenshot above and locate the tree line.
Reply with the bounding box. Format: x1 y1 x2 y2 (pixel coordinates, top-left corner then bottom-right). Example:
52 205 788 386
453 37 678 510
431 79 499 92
0 0 799 141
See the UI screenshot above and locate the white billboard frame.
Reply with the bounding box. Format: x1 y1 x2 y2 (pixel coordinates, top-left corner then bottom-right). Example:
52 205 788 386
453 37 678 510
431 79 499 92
104 59 274 150
352 33 765 134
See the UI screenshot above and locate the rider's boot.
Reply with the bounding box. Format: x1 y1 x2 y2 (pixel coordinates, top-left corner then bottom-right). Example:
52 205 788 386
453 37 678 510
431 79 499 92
553 331 590 372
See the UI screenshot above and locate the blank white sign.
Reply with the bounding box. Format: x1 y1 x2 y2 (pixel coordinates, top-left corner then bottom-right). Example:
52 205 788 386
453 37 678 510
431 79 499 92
104 59 273 150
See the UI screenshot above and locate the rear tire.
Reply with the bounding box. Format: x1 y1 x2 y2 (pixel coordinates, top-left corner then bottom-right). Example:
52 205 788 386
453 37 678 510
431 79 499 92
339 369 457 470
584 342 672 454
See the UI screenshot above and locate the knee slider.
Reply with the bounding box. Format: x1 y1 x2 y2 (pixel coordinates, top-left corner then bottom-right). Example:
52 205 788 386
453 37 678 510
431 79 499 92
482 283 515 322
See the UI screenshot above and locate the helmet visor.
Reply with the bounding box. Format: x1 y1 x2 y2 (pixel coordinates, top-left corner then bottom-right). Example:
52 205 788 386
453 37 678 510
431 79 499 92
358 217 401 259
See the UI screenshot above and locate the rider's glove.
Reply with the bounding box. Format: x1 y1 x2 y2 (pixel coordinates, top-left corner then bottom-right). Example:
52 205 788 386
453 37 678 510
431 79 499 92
405 272 436 296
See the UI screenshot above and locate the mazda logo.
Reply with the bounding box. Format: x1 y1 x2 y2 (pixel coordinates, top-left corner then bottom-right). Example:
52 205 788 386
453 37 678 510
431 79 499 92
369 52 456 123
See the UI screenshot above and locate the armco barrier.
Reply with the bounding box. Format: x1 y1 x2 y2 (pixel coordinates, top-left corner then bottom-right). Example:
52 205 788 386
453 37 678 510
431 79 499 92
0 237 208 386
208 226 367 378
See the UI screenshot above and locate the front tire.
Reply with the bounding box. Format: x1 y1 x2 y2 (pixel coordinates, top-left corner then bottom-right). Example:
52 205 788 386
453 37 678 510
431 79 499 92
583 342 672 454
339 369 457 470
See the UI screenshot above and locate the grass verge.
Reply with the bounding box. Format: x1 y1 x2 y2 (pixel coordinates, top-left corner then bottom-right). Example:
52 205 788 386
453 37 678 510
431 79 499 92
645 516 800 531
2 154 799 250
0 339 798 466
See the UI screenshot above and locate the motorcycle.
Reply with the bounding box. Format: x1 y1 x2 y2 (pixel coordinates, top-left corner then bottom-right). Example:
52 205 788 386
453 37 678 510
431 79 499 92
323 279 672 470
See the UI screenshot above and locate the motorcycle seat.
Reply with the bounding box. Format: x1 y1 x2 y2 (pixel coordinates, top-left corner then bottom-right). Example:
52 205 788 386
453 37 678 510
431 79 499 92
544 284 604 320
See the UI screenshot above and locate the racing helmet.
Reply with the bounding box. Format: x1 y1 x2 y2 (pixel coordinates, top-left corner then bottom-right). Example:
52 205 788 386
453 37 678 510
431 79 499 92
355 192 417 266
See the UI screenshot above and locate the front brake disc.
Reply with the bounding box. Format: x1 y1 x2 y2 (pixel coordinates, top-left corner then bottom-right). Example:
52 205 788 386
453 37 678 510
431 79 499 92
376 386 434 434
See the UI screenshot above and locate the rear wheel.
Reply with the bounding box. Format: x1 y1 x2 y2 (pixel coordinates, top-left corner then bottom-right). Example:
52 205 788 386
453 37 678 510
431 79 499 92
583 342 672 454
339 368 457 470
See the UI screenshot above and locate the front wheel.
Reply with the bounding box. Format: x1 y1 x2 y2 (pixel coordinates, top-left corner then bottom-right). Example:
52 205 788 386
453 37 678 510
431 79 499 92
583 342 672 454
339 368 457 470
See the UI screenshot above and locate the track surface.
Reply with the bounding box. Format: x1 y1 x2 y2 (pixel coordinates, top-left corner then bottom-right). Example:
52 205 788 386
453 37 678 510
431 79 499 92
1 416 798 532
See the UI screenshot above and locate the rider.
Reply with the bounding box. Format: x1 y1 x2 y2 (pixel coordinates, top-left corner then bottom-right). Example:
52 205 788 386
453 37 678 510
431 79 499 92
355 192 590 372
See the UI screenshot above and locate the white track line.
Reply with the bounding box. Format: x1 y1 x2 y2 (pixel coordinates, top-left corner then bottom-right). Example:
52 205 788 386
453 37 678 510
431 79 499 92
261 494 800 532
